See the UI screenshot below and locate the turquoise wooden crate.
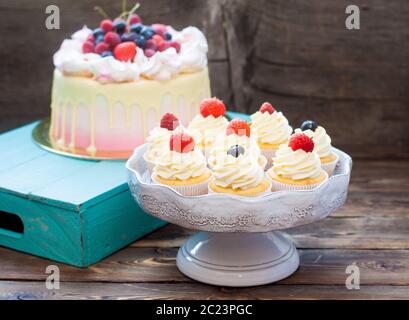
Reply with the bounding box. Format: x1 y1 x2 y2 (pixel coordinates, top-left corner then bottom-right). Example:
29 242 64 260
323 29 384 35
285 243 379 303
0 122 166 267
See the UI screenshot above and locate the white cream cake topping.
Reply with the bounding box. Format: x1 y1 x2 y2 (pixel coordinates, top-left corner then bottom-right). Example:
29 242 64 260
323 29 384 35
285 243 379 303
144 127 173 163
153 148 208 180
208 134 264 167
212 151 265 190
271 144 322 180
294 126 332 158
53 25 208 83
188 115 228 148
250 111 292 146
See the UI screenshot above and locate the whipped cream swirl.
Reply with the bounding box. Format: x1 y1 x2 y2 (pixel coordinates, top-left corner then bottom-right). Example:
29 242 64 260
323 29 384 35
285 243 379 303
271 144 322 180
212 152 265 190
143 127 172 163
153 149 208 180
250 111 292 145
142 48 181 81
294 126 332 158
171 26 208 73
53 25 208 83
208 134 265 168
188 115 228 148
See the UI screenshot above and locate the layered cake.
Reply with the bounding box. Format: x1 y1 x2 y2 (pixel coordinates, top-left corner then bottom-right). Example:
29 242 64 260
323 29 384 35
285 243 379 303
50 10 211 158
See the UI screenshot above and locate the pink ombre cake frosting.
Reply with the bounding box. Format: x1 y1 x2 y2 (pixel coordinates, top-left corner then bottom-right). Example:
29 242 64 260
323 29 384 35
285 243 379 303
49 9 211 158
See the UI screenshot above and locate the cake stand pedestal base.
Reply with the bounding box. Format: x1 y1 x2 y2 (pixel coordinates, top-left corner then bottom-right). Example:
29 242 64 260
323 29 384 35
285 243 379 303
176 231 299 287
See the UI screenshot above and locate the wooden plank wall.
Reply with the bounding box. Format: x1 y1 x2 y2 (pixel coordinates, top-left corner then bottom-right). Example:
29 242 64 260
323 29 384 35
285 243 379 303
0 0 408 159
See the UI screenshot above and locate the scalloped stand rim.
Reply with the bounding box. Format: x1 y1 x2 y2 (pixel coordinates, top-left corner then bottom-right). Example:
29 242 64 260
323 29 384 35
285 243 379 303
176 231 300 287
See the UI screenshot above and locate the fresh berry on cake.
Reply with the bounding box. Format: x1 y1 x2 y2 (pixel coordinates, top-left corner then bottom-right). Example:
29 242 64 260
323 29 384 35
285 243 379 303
208 118 267 170
267 133 328 191
151 131 212 196
250 102 293 166
187 98 228 156
294 120 339 175
143 113 181 173
208 145 271 197
50 4 211 158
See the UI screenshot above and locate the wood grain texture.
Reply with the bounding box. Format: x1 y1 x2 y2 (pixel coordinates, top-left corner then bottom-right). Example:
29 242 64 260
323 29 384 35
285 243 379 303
0 159 408 299
222 0 409 158
0 1 408 158
1 281 409 300
1 246 409 286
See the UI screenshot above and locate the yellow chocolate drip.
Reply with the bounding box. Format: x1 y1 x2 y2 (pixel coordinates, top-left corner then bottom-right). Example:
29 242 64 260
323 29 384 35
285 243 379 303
49 68 211 156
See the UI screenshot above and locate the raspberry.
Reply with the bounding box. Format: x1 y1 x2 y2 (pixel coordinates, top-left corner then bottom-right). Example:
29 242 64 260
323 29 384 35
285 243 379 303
259 102 275 114
82 41 95 53
288 133 315 153
226 119 251 137
144 49 156 58
158 42 171 52
160 113 180 131
152 34 165 46
129 14 142 25
114 42 137 61
170 41 181 53
199 98 226 118
145 39 157 51
95 42 110 55
100 19 113 32
170 132 195 153
152 24 167 36
104 31 121 49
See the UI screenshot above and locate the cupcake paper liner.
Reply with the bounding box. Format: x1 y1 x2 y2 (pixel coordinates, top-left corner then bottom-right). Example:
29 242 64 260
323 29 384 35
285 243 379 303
321 153 339 176
267 171 329 192
208 178 272 197
260 148 277 169
151 174 212 196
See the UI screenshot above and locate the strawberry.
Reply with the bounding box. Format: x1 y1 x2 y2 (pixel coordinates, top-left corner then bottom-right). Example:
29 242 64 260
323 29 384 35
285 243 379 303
170 132 195 153
114 42 137 61
226 119 251 137
199 98 226 118
259 102 275 114
160 113 180 131
288 133 315 153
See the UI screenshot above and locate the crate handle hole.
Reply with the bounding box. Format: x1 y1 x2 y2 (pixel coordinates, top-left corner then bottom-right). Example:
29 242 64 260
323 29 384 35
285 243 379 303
0 211 24 236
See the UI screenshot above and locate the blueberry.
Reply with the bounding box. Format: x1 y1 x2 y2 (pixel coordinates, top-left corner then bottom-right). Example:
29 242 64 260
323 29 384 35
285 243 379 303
94 34 105 44
120 33 133 42
141 26 155 39
101 51 113 58
300 120 318 132
227 145 245 158
130 23 143 33
164 32 172 41
135 35 146 47
113 21 127 34
128 32 139 41
93 28 104 38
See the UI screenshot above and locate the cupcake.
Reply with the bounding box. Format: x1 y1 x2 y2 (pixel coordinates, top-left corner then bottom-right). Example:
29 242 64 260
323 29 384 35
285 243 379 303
151 131 212 196
267 133 328 191
250 102 293 167
208 118 267 170
143 113 180 173
208 145 271 197
295 120 339 176
187 97 228 157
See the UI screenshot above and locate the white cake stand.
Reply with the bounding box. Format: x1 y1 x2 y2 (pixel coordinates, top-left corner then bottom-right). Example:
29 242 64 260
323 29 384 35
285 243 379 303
126 145 352 287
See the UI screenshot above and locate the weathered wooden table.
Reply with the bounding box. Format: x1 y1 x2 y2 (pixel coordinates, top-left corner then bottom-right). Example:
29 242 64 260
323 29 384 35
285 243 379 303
0 159 408 300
